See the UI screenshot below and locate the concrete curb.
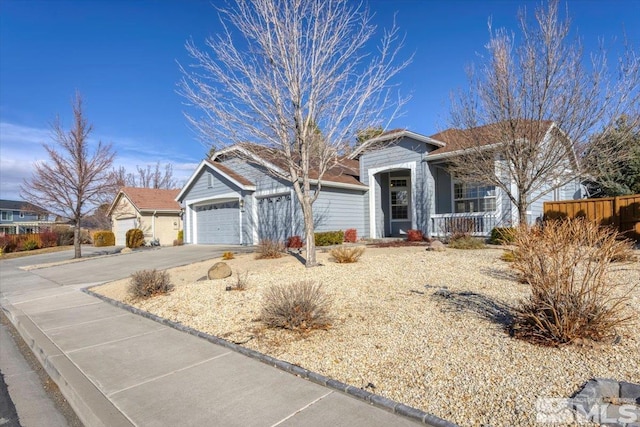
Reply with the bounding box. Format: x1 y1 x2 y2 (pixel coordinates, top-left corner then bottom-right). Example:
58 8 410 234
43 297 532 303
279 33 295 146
83 288 458 427
0 297 134 427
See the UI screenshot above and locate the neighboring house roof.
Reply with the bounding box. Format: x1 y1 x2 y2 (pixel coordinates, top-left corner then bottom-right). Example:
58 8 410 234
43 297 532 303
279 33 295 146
214 143 366 189
108 187 182 217
0 199 47 213
428 120 556 158
348 129 445 160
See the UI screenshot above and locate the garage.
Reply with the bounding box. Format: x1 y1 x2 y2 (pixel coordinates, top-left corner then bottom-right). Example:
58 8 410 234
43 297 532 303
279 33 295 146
195 201 240 244
115 218 136 246
257 194 292 242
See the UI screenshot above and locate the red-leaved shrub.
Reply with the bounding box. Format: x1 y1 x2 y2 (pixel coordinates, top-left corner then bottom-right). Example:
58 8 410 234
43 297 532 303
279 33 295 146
286 235 303 249
406 229 423 242
344 228 357 243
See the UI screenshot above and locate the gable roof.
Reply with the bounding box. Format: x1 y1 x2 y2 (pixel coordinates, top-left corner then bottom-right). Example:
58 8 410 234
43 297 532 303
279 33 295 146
348 129 445 159
108 187 182 216
214 143 366 189
176 159 257 202
428 120 556 158
0 199 47 213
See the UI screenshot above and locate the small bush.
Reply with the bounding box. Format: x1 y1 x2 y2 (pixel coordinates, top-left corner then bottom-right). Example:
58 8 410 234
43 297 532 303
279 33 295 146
448 235 485 249
261 281 333 331
173 238 183 246
54 228 74 246
93 230 115 247
128 269 174 299
177 230 183 241
0 236 17 253
314 230 344 246
255 240 284 259
126 228 145 249
500 250 518 262
510 219 637 345
21 239 39 251
286 235 303 249
40 230 58 248
489 227 516 245
222 251 235 260
406 229 423 242
227 271 248 291
330 246 365 263
344 229 357 243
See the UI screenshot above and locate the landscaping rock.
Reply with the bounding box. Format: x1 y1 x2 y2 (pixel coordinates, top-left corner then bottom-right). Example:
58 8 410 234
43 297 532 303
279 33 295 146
208 262 232 280
426 240 445 252
120 247 133 254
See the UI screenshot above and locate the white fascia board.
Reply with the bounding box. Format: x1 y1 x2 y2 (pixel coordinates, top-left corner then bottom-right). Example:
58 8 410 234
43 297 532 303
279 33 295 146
186 192 241 207
426 143 502 161
307 179 368 191
348 130 445 160
176 160 255 203
176 160 208 202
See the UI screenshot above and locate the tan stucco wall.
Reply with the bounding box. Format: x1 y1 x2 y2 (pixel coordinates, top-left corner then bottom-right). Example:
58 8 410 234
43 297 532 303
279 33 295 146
136 213 182 246
111 196 182 246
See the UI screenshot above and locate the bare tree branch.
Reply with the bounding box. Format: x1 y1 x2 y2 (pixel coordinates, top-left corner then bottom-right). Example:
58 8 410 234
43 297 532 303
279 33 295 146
20 92 116 258
446 0 640 224
179 0 410 266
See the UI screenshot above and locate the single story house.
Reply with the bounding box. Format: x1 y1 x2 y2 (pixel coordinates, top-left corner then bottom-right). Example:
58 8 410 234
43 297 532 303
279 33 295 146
176 121 582 245
108 187 182 246
0 199 53 235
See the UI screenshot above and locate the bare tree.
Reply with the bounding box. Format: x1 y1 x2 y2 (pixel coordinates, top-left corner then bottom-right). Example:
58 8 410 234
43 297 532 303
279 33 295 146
21 93 115 258
179 0 409 267
112 162 177 190
446 1 640 224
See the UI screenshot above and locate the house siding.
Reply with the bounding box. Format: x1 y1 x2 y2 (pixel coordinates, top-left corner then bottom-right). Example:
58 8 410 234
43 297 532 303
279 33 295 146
359 136 436 238
311 187 366 237
221 158 290 192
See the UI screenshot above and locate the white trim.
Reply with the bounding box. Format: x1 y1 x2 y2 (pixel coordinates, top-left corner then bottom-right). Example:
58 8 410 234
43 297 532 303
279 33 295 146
349 130 445 159
176 160 256 202
306 179 368 191
367 161 417 238
255 187 291 197
388 176 410 222
186 192 239 206
252 195 259 245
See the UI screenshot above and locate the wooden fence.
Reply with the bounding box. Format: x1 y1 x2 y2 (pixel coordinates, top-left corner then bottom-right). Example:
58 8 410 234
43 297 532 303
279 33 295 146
544 194 640 241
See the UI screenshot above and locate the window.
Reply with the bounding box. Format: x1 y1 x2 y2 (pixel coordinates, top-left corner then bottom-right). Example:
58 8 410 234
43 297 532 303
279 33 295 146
390 178 409 220
453 182 496 213
1 211 13 221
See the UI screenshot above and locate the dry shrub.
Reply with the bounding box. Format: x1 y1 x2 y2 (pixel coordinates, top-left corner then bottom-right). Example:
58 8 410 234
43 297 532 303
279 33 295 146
448 235 485 249
511 219 637 345
261 281 333 331
255 240 284 259
129 269 174 299
222 251 235 260
330 246 365 263
227 270 248 291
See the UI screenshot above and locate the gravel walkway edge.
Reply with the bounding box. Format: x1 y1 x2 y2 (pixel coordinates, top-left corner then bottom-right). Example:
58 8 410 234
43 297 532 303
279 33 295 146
82 287 458 427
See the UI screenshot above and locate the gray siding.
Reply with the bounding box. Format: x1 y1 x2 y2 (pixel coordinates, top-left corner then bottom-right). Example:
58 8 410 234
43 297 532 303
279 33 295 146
312 187 366 237
359 136 436 238
432 164 452 214
222 158 290 192
184 166 241 201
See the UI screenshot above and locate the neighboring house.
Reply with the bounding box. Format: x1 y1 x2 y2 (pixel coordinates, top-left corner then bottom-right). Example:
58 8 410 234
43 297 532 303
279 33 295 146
0 199 53 235
177 121 583 244
108 187 183 246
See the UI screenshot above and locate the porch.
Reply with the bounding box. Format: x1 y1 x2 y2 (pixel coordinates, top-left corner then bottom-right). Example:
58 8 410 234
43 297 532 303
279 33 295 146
430 212 498 238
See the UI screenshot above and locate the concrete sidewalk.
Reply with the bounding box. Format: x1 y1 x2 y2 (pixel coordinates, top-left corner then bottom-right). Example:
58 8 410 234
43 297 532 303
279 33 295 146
0 247 453 427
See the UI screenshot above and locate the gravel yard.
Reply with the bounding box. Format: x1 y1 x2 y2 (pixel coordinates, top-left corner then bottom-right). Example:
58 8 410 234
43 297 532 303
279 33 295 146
93 246 640 426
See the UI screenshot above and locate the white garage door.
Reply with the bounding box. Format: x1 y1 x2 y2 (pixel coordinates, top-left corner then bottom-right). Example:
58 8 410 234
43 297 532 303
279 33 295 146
258 194 292 242
195 201 240 244
115 218 136 246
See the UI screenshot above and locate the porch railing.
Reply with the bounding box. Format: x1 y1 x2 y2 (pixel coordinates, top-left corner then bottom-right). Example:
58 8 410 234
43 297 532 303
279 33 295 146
431 212 497 237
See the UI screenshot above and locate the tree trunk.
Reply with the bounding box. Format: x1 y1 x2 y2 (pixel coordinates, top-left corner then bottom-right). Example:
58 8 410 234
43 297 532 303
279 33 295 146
300 194 317 268
73 221 82 259
517 198 528 227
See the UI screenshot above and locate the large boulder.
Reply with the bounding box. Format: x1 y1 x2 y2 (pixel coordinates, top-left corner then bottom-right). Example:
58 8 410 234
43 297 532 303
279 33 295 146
208 262 232 280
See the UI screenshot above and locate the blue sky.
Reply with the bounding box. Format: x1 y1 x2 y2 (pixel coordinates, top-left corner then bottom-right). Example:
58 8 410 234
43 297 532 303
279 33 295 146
1 0 638 201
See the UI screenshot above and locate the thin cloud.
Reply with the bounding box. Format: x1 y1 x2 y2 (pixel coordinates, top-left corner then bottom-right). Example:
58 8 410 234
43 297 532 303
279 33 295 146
0 121 199 200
